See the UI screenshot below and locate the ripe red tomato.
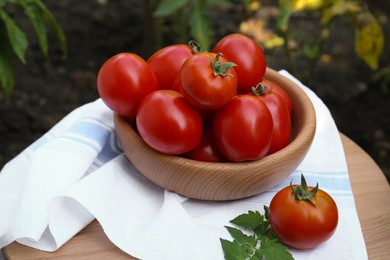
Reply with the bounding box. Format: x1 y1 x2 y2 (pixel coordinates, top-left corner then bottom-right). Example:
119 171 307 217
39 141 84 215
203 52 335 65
269 174 339 250
147 44 193 89
97 53 159 117
180 52 237 110
136 90 202 155
183 125 226 162
253 85 291 154
261 79 292 114
213 95 273 162
170 75 182 93
213 33 266 94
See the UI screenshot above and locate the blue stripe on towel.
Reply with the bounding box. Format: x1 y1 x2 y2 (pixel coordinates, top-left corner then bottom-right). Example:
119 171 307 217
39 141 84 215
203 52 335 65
67 121 112 148
271 170 352 193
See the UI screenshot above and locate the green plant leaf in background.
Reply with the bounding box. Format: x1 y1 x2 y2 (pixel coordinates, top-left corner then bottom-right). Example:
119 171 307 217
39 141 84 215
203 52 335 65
355 12 384 70
0 9 28 64
189 7 213 51
0 14 13 99
34 0 67 58
0 52 14 99
24 2 49 57
0 0 67 100
277 0 293 33
154 0 189 17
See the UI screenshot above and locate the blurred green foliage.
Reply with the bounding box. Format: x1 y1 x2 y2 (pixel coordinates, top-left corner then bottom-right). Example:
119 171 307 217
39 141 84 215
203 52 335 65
266 0 384 83
0 0 66 100
148 0 384 84
147 0 232 52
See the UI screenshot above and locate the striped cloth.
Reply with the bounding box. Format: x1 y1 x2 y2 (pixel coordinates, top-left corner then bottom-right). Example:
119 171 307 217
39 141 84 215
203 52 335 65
0 71 367 259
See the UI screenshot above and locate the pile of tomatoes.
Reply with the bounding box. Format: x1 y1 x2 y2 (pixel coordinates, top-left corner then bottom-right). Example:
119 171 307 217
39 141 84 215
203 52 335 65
97 33 292 162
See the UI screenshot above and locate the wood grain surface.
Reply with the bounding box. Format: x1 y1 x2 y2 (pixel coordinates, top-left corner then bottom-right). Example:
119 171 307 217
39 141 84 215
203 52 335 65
3 134 390 259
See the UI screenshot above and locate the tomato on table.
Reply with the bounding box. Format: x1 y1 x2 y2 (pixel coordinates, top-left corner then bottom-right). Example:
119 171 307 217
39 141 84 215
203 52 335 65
180 52 237 110
213 33 267 94
97 53 159 117
213 95 273 162
136 90 202 155
269 174 339 250
147 44 194 90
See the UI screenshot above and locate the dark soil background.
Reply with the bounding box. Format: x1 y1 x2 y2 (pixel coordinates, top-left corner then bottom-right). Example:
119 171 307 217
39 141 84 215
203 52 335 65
0 0 389 183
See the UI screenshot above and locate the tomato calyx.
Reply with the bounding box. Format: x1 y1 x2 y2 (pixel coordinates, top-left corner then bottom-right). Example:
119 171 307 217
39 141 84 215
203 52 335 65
188 40 203 54
210 53 237 77
251 81 272 96
290 173 319 205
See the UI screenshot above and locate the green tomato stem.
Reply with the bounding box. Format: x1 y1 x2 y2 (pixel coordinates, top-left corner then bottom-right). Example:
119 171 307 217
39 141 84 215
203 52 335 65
290 173 319 206
188 40 203 53
210 53 237 77
251 80 273 96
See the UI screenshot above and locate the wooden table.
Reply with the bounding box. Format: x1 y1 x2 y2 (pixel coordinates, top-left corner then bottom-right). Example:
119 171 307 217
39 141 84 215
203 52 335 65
3 134 390 259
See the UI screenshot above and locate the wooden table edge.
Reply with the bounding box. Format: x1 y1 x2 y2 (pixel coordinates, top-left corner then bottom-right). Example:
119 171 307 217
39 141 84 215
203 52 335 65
3 134 390 259
340 133 390 260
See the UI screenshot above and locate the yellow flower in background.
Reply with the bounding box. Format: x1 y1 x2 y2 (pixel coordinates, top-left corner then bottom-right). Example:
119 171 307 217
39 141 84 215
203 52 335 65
291 0 325 12
249 1 261 11
264 35 285 49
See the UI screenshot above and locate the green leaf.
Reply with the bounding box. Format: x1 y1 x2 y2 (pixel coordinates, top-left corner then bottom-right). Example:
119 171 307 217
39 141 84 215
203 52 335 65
0 50 14 99
24 3 48 57
189 8 212 51
207 0 231 8
230 210 263 230
355 13 384 70
302 44 321 61
34 1 67 58
253 219 270 237
225 226 257 249
249 249 263 260
277 0 293 32
154 0 189 17
222 208 294 260
259 239 294 260
0 9 28 63
220 238 250 260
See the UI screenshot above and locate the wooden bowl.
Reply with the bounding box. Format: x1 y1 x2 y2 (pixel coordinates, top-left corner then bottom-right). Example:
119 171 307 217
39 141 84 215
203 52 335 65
114 68 316 201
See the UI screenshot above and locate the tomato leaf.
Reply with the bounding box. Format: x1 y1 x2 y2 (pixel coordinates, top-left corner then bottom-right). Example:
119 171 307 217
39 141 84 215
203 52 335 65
154 0 189 17
222 208 294 260
0 9 28 64
220 238 250 260
259 239 294 260
225 226 257 249
249 250 263 260
230 210 263 230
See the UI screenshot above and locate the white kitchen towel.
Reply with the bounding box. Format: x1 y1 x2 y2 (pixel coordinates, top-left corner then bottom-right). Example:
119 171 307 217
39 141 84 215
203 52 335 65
0 70 367 259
